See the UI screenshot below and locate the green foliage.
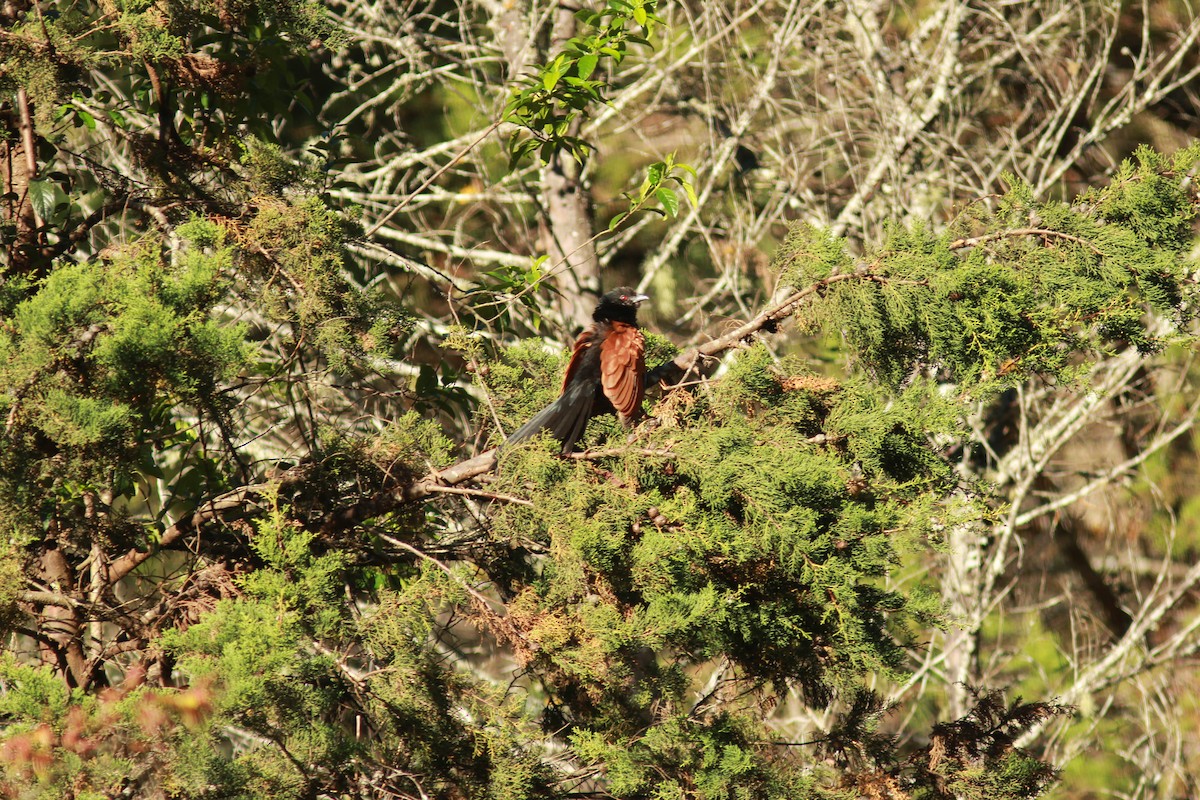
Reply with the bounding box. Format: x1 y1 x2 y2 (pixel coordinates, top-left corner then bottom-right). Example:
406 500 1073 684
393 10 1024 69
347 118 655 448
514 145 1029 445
247 508 349 629
610 152 699 230
239 196 409 370
159 506 358 798
0 236 245 536
7 0 1200 790
0 654 217 798
643 329 680 365
1082 144 1200 253
1 0 334 132
775 222 853 285
784 148 1200 388
0 12 102 124
0 543 22 632
481 284 1135 795
356 571 556 799
1 0 340 280
490 346 953 786
10 132 1193 800
0 654 75 725
506 0 664 164
505 2 696 243
374 410 458 473
471 258 555 331
483 338 576 440
242 137 304 195
906 690 1068 800
158 515 555 799
825 377 957 486
38 390 134 448
571 713 820 799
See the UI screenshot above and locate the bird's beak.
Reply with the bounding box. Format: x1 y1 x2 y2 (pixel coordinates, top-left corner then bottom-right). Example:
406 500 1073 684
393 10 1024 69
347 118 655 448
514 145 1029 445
632 293 650 305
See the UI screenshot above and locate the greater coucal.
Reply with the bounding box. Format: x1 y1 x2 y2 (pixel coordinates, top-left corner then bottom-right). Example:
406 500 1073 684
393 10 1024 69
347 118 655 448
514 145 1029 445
505 287 650 452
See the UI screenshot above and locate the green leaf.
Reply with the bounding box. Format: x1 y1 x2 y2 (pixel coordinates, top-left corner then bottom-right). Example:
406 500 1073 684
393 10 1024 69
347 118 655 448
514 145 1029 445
528 254 548 283
609 211 628 231
632 4 648 26
646 161 665 187
508 136 540 168
27 180 61 222
568 140 591 164
656 187 680 217
683 180 699 209
577 53 599 81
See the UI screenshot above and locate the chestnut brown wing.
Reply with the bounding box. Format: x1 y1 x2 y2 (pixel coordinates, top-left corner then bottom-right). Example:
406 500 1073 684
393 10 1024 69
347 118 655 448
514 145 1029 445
599 321 645 418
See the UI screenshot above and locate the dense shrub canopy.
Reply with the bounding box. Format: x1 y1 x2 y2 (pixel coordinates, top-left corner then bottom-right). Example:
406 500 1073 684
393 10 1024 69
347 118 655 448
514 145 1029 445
3 0 1200 797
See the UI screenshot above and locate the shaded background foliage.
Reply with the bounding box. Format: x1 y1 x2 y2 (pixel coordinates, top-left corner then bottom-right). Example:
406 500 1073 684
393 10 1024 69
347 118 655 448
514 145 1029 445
4 0 1200 798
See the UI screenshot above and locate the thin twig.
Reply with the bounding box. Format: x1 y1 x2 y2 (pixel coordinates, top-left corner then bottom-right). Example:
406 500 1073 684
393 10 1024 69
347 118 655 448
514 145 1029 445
424 484 533 506
364 120 502 238
947 227 1105 255
376 532 505 613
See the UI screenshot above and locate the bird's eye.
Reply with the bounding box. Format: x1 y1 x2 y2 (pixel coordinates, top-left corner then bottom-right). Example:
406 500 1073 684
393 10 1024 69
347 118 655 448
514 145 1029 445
620 294 627 301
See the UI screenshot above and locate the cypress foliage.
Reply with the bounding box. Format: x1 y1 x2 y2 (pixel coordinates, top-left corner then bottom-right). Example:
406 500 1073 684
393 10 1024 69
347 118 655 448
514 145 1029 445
2 72 1198 795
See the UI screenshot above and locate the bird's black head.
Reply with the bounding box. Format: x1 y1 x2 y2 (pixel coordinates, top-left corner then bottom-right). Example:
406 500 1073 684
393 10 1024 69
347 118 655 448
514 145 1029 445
594 287 649 325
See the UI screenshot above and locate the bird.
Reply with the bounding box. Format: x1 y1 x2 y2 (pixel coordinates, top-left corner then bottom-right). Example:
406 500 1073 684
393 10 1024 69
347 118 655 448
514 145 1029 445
505 287 650 453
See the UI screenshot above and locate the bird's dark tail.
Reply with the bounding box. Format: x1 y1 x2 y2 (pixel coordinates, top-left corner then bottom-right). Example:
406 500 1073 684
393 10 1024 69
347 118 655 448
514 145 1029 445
503 384 597 453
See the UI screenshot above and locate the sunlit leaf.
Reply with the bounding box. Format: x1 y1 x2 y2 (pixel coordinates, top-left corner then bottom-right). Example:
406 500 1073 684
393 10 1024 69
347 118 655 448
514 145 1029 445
577 53 599 80
656 187 679 217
